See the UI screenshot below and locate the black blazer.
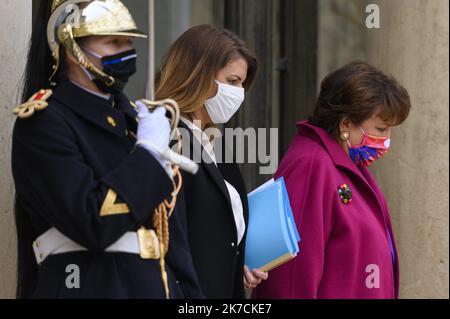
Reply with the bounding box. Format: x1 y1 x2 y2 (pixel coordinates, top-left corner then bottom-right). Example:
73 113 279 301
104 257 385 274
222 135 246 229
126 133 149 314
175 121 249 299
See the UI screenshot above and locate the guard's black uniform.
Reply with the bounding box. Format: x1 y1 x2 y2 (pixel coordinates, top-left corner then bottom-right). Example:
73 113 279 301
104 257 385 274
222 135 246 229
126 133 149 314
12 80 204 299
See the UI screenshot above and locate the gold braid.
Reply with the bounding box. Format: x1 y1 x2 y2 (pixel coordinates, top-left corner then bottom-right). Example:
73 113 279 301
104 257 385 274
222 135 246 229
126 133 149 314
135 98 186 299
152 154 183 299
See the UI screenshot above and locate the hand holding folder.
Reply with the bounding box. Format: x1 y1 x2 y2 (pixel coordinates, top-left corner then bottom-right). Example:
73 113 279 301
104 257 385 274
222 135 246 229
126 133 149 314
245 177 301 272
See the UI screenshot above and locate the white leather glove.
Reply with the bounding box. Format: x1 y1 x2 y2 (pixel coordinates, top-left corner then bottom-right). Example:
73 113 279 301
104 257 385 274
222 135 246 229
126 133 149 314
135 101 173 178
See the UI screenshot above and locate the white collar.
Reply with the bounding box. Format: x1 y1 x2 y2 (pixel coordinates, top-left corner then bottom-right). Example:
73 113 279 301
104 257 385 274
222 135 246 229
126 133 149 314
180 116 217 164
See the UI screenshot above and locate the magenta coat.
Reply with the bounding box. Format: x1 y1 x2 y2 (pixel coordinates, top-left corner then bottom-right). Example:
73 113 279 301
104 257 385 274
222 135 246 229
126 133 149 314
252 121 399 299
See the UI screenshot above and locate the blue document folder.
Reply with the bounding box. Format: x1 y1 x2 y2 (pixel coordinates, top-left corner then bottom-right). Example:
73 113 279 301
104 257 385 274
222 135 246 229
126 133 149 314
245 177 301 272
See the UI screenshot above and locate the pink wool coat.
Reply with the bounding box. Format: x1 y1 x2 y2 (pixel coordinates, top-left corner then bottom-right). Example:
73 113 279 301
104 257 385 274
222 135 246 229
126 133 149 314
252 121 399 299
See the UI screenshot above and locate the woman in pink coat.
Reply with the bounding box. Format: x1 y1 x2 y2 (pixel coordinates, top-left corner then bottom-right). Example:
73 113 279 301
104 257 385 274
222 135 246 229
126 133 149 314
252 61 411 299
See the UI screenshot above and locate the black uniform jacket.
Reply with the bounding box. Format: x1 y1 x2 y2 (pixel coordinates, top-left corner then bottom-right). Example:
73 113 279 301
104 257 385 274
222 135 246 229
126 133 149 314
11 80 203 299
175 120 249 299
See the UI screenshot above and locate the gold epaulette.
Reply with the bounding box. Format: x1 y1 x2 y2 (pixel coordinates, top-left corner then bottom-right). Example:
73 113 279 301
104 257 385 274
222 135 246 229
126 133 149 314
13 89 53 119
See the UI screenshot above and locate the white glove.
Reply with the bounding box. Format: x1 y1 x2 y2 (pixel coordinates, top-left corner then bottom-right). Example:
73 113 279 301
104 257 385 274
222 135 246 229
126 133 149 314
135 101 173 178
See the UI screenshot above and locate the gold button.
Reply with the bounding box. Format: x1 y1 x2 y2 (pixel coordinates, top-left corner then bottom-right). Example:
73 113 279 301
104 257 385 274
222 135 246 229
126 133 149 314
39 253 44 260
107 116 117 128
35 241 40 248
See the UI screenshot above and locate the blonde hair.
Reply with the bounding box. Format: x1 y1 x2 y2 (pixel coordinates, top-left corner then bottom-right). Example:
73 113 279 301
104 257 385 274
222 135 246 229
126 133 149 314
156 24 258 116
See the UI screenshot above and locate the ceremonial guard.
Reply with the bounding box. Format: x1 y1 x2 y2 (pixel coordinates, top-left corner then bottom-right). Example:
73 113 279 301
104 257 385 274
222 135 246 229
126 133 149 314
12 0 203 299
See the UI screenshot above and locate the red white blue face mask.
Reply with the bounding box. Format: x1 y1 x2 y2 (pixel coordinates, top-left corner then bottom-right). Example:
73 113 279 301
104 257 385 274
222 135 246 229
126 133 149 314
348 127 391 167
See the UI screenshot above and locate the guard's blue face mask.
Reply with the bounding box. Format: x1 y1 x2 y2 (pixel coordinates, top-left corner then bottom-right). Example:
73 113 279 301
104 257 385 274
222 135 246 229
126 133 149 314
83 48 138 94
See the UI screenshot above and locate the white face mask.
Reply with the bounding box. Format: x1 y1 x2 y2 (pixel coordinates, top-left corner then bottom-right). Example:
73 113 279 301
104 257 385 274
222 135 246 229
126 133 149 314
205 80 245 124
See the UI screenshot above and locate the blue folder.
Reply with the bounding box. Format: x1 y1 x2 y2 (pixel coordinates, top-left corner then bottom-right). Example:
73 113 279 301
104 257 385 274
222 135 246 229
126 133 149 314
245 177 301 272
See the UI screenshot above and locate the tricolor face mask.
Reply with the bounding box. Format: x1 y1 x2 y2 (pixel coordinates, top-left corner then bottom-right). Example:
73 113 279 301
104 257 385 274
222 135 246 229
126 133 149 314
83 48 138 94
348 127 391 167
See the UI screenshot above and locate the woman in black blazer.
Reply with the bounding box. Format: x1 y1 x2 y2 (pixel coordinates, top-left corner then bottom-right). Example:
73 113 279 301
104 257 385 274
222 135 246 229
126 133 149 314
156 25 269 298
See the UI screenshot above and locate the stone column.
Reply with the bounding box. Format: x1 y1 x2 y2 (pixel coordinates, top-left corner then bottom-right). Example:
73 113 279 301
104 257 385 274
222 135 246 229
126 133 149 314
0 0 32 298
366 0 449 299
